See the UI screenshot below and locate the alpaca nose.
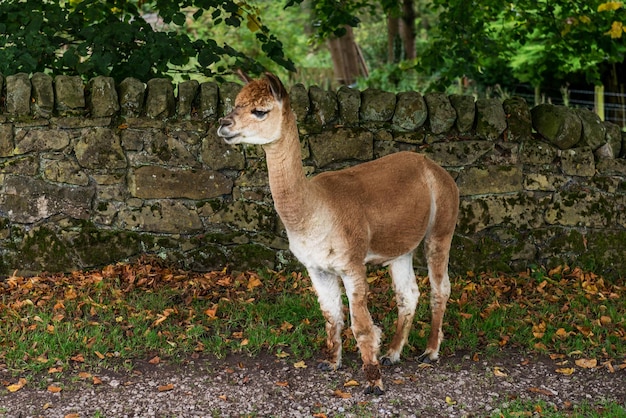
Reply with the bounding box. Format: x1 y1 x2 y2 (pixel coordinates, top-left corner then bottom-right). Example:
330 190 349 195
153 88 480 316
218 117 232 127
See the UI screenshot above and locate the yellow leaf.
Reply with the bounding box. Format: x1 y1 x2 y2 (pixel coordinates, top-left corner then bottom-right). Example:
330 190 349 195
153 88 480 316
275 351 290 358
7 378 27 392
445 396 457 405
343 379 360 387
606 21 624 38
575 358 597 369
555 367 575 375
600 315 612 325
293 360 307 369
95 351 105 360
493 366 508 377
598 1 624 12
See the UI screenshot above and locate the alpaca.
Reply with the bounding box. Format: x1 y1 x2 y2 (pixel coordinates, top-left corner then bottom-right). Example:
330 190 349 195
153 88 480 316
217 72 459 395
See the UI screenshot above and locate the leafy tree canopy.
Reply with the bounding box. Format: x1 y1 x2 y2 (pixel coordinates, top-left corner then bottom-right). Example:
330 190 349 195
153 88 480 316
0 0 295 82
416 0 626 89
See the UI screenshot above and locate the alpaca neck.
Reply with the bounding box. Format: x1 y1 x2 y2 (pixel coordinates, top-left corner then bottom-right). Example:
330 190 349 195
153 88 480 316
263 110 312 231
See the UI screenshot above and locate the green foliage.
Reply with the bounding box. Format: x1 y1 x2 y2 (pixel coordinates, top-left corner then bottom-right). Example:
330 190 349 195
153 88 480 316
415 0 626 89
0 0 295 82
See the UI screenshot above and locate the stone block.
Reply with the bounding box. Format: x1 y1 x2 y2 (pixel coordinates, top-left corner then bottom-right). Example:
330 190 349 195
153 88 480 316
199 81 218 120
449 94 475 133
424 141 494 167
424 92 456 134
475 98 507 140
359 88 396 122
392 91 427 131
6 73 32 116
130 165 233 199
118 77 145 116
218 81 242 116
14 128 70 154
43 158 89 186
519 140 558 165
560 147 595 177
337 85 360 125
0 155 38 176
458 192 543 234
603 121 622 158
55 75 86 115
31 73 54 118
145 78 175 118
545 190 618 228
0 124 14 157
309 128 373 167
88 76 120 118
531 104 581 150
177 80 199 117
119 201 203 234
201 130 245 170
0 176 94 223
575 108 605 150
206 200 276 232
290 83 310 123
74 127 127 169
503 97 531 141
309 86 338 127
456 165 523 196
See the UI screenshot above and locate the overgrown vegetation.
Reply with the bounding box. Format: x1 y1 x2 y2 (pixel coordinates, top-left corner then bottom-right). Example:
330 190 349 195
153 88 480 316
1 258 624 376
1 259 624 415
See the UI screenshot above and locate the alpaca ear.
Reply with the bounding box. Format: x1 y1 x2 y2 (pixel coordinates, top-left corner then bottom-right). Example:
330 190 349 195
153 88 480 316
265 72 287 103
235 69 253 84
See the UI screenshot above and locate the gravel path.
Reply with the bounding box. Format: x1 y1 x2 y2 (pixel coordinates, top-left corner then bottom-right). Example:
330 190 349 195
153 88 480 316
1 350 624 417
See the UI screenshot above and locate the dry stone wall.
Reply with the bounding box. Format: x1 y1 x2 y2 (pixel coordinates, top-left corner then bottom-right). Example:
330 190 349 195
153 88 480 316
1 72 625 279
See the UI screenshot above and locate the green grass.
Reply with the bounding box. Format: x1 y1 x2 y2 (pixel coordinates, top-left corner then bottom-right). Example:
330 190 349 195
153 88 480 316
1 260 625 416
492 399 626 417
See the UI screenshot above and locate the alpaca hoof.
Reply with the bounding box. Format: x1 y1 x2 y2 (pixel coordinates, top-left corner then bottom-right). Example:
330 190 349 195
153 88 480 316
417 353 437 364
317 361 338 372
364 384 385 396
380 356 394 367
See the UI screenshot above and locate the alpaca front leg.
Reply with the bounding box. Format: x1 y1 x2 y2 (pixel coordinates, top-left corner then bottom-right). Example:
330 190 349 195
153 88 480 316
343 274 384 395
309 269 344 371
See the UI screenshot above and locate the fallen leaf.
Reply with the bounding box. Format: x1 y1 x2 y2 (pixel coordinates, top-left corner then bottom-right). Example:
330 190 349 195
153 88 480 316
575 358 597 369
529 387 555 396
313 414 327 418
392 378 405 385
92 376 103 385
43 403 52 410
47 385 62 393
600 315 612 325
275 351 290 358
218 394 228 401
64 414 80 418
333 389 352 399
71 354 85 362
293 361 307 369
204 305 218 319
78 372 92 379
343 379 360 387
555 367 575 375
158 383 174 392
445 396 457 405
275 381 289 387
7 378 27 392
148 356 161 364
493 366 508 377
247 274 262 290
95 351 105 360
48 367 63 374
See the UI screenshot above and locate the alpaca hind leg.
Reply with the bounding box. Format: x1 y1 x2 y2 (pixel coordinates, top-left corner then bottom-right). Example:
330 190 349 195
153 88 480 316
381 253 420 366
418 235 452 363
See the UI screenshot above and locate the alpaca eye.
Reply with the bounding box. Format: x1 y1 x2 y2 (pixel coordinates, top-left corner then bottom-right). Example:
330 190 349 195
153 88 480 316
252 109 268 118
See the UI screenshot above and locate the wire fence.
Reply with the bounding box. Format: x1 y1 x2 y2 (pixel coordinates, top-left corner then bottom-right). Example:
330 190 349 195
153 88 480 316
512 84 626 129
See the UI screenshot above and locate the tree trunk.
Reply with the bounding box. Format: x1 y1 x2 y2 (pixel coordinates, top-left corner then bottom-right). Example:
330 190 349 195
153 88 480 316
327 25 367 86
400 0 416 60
387 15 400 63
